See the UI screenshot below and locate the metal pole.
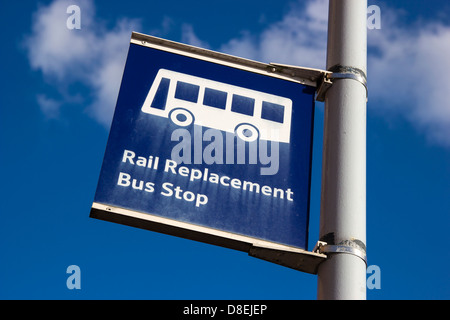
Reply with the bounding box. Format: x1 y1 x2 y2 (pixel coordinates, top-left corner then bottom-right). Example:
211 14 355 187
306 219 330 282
317 0 368 300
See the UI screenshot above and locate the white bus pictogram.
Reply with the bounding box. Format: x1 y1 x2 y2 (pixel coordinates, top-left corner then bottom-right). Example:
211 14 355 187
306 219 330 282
141 69 293 143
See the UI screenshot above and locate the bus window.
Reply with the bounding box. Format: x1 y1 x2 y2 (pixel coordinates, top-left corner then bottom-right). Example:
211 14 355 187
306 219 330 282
203 87 227 110
231 94 254 116
150 77 170 110
175 81 199 103
261 101 284 123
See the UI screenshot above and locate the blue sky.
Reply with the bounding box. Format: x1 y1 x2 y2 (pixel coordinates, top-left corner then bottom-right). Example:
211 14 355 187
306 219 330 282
0 0 449 300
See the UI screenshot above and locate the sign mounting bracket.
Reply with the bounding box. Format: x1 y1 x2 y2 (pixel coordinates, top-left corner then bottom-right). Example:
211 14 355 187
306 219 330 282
248 243 327 275
269 63 368 102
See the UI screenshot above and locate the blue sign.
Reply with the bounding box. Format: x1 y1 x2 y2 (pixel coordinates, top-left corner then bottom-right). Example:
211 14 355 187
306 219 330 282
91 33 316 251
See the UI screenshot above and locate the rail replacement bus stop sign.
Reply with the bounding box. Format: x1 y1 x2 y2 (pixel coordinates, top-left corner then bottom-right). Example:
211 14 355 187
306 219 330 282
90 32 326 273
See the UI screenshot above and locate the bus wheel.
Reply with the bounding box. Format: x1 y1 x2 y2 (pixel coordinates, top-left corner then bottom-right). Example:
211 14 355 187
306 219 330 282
235 123 259 142
169 108 194 127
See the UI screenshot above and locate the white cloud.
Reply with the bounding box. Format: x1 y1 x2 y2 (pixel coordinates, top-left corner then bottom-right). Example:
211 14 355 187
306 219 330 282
84 19 141 126
37 94 61 119
181 24 210 49
368 14 450 146
218 0 328 69
26 0 96 81
25 0 140 126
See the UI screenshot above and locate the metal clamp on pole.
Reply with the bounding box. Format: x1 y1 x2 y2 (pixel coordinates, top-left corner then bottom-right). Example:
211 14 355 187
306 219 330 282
314 241 367 266
317 65 368 102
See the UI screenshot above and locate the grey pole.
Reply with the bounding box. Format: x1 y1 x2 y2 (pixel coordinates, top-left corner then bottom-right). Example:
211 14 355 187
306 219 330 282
317 0 368 300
